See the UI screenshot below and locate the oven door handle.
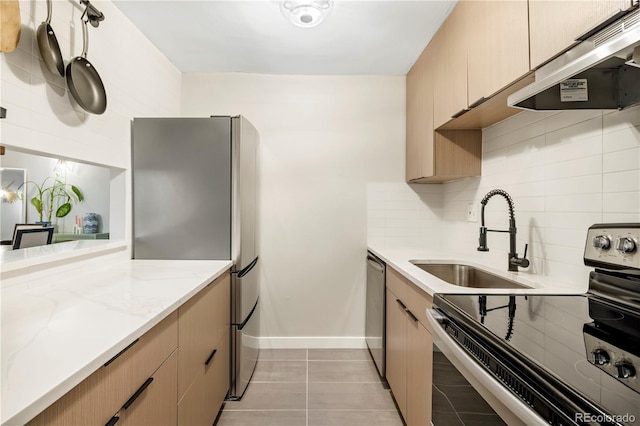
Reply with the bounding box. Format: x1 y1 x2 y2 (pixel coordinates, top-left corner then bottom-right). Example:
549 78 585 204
426 309 547 426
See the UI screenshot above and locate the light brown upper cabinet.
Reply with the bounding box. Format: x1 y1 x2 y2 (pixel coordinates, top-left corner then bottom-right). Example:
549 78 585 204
467 0 530 104
406 33 482 183
529 0 635 69
406 41 435 181
433 3 470 129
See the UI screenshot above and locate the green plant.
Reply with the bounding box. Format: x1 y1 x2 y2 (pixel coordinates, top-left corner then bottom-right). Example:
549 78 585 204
21 175 84 223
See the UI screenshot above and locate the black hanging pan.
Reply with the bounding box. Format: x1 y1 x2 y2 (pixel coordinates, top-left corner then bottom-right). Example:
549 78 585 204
66 7 107 115
36 0 64 76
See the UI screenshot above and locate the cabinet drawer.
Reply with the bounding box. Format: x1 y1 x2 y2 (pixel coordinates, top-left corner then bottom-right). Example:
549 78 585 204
178 330 230 426
27 312 178 426
178 273 230 399
386 267 408 302
387 267 432 330
404 282 433 331
114 350 178 426
104 311 178 419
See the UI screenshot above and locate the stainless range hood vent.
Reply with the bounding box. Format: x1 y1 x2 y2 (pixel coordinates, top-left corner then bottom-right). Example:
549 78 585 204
508 6 640 111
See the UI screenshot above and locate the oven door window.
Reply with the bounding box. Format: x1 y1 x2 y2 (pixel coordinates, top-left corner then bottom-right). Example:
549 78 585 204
433 344 506 425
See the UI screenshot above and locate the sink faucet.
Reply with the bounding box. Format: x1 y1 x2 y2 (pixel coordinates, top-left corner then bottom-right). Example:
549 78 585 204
477 189 529 272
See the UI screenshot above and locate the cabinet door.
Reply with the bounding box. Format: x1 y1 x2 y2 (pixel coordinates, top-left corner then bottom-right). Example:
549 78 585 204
178 273 230 399
385 288 407 420
529 0 632 69
468 0 529 103
406 43 435 181
406 319 433 426
116 350 178 426
433 2 471 128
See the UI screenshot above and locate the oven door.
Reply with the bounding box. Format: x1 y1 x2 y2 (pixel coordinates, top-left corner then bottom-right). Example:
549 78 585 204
426 309 547 426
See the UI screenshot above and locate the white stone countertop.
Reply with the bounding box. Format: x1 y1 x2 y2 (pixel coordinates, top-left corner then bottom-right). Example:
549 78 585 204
368 244 589 298
1 258 232 426
0 240 130 272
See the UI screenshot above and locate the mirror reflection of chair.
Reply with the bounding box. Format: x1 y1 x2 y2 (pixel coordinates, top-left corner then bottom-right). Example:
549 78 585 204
12 224 54 250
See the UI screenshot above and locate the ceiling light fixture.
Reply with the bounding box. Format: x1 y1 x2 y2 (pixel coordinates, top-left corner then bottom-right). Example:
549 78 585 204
280 0 333 28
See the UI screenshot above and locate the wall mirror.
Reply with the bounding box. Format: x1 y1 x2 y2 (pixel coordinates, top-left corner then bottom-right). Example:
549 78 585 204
1 168 27 243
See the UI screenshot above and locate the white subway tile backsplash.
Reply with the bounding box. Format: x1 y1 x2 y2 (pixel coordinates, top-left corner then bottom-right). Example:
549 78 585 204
370 108 637 288
544 155 602 180
602 192 640 213
603 106 640 132
483 110 548 143
544 110 602 134
603 148 640 173
545 134 602 164
545 175 602 196
603 212 640 222
603 170 640 192
603 126 640 153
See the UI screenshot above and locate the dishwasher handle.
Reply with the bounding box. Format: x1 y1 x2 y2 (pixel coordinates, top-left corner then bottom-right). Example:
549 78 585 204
367 255 385 274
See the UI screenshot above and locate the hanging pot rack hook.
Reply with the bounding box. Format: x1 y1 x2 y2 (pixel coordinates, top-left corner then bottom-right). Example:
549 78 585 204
79 0 104 27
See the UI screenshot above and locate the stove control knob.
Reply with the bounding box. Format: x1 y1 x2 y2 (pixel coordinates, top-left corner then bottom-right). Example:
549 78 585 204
614 362 636 379
592 235 611 250
591 349 610 365
615 237 637 254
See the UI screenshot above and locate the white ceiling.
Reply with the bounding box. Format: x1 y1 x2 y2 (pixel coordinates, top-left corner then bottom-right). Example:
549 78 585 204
112 0 457 75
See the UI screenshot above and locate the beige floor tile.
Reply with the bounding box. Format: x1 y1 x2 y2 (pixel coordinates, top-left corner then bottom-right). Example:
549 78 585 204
308 410 404 426
252 360 307 382
308 382 397 410
216 410 306 426
308 349 371 361
225 383 307 410
258 348 308 360
308 360 381 383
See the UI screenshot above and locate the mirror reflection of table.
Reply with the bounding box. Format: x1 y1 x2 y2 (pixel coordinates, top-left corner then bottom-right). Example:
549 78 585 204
52 233 109 243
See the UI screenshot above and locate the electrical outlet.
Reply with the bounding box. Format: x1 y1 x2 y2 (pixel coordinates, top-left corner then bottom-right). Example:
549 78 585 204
467 203 478 222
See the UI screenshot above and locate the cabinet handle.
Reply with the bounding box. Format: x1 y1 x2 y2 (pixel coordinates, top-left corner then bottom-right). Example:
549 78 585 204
405 308 419 323
396 299 407 310
451 108 469 119
122 377 154 410
105 416 119 426
205 348 218 366
469 97 487 108
104 339 139 367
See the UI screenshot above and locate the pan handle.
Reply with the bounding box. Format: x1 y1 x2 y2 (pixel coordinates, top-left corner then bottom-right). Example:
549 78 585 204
45 0 52 24
80 8 89 58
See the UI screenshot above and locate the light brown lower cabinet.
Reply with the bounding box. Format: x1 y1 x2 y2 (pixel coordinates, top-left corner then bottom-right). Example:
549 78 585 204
385 267 433 426
27 271 231 426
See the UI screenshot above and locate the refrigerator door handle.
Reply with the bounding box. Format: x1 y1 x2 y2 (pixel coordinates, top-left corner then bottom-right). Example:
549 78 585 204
234 256 258 278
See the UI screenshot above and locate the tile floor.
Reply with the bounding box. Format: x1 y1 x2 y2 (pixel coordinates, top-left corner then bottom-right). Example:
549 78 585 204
215 348 404 426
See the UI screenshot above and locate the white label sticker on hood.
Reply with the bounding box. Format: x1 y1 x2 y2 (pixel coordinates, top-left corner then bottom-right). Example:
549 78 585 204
560 79 588 102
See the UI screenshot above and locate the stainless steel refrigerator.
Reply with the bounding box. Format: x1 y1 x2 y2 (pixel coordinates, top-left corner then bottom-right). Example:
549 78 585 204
131 115 259 399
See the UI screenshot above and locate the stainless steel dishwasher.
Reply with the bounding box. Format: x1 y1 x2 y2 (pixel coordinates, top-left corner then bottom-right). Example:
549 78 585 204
365 251 386 377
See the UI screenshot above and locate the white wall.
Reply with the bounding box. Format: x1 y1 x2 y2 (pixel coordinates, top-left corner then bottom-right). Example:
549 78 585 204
182 73 406 347
1 0 182 245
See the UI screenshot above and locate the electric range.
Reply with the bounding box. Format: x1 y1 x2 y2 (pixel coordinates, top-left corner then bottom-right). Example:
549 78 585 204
431 224 640 425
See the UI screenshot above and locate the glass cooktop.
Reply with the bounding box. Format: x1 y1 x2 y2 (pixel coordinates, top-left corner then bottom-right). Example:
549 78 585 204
435 292 640 425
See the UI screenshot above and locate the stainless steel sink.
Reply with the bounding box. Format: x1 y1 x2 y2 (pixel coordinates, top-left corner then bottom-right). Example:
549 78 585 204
410 262 530 289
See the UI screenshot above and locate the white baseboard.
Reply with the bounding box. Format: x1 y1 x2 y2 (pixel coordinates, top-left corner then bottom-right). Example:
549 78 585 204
258 336 367 349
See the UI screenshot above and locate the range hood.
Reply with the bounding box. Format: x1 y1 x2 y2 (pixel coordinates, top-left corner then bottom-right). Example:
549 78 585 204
508 6 640 111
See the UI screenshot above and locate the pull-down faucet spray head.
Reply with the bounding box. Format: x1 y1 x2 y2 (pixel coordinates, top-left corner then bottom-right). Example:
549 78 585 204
476 189 529 272
477 189 515 252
